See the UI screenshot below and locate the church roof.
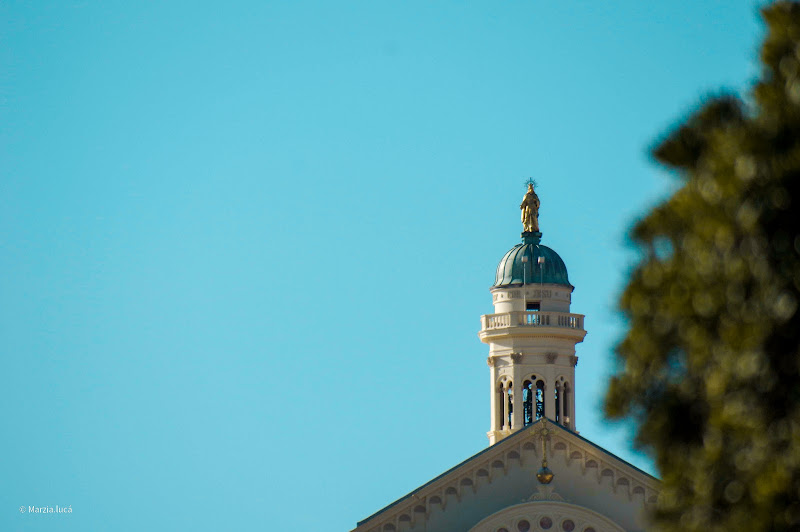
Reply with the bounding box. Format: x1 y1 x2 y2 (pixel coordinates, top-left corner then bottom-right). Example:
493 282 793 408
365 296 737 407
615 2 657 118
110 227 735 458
494 233 572 288
353 419 660 532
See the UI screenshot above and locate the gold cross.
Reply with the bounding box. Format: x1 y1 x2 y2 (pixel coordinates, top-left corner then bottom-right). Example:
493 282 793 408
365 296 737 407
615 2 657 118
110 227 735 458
533 419 556 484
533 418 556 460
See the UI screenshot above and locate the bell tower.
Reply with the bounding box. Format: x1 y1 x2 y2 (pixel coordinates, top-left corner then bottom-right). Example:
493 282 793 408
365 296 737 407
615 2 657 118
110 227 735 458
479 184 586 445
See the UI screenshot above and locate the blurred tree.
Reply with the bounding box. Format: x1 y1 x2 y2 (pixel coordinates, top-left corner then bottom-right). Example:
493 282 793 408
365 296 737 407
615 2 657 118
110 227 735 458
605 3 800 531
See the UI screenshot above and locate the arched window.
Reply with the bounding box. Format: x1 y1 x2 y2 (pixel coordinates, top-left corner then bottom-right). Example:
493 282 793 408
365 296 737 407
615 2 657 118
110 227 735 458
523 380 534 426
535 380 545 419
555 381 561 424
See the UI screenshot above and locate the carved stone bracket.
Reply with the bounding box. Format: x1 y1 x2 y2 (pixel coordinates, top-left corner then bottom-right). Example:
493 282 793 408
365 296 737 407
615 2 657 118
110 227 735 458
510 353 522 364
545 353 558 364
571 356 579 367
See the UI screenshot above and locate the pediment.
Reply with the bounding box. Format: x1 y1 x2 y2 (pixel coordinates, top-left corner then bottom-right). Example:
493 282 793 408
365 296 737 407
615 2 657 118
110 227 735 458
353 419 660 532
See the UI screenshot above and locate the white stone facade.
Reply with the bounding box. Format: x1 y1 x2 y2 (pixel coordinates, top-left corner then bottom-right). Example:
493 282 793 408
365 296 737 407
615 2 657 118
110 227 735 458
481 283 586 444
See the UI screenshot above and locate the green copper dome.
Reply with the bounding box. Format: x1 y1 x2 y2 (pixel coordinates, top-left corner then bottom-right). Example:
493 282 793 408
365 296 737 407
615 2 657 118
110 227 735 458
494 232 572 288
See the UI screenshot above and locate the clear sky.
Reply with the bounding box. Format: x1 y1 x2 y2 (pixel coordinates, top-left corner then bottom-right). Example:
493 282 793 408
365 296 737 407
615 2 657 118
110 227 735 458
1 1 766 531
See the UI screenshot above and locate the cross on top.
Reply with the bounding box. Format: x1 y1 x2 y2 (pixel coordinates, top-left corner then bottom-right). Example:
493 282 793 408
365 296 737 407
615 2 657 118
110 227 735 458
534 417 556 441
533 418 557 461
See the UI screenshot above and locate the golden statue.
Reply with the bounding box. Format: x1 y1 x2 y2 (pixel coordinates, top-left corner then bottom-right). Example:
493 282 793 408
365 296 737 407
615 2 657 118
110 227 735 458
520 182 540 233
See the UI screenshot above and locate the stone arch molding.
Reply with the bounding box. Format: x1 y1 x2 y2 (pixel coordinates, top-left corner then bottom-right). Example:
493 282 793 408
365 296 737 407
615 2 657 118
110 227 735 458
468 500 626 532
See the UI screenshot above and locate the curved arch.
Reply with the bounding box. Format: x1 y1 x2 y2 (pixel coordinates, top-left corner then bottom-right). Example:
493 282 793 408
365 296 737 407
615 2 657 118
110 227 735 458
468 501 626 532
497 375 513 388
496 376 513 430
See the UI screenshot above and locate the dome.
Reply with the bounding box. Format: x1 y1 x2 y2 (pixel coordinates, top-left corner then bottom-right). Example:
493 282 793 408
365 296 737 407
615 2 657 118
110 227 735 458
494 233 572 288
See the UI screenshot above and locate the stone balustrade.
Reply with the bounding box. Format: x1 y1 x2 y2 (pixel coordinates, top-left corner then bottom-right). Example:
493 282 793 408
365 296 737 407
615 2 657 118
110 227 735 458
481 311 584 331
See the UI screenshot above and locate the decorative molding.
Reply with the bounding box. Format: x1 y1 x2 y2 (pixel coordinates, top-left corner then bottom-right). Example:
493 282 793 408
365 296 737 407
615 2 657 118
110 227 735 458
524 289 553 298
510 352 522 363
528 485 565 502
545 352 558 364
469 500 627 532
487 356 495 367
571 356 579 367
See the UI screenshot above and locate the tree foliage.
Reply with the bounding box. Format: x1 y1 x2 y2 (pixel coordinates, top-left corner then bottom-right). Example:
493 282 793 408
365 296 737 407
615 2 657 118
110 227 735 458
605 3 800 531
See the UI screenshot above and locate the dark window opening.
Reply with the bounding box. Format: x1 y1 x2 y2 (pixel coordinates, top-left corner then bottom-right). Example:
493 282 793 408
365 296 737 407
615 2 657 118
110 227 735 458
526 301 541 311
523 381 533 426
555 382 561 424
496 386 504 431
507 386 514 428
535 380 545 419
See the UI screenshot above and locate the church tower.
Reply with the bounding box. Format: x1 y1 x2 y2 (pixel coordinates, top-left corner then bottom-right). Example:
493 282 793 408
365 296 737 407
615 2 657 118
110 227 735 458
480 184 586 444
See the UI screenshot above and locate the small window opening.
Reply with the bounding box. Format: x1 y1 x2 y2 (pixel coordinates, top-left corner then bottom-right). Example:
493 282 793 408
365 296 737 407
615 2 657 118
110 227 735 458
495 386 504 431
507 387 514 428
554 382 561 424
526 301 540 311
523 380 534 426
535 380 545 419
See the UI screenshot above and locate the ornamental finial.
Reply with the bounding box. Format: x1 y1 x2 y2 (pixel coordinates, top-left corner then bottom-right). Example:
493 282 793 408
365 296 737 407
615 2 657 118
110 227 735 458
521 179 540 233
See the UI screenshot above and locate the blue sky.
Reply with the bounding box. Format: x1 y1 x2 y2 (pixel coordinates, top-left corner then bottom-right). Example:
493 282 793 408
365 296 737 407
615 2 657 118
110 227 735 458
1 1 765 530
